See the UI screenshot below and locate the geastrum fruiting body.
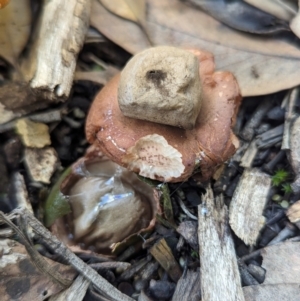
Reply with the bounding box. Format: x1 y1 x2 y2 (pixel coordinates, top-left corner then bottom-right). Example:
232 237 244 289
50 146 161 255
86 46 242 183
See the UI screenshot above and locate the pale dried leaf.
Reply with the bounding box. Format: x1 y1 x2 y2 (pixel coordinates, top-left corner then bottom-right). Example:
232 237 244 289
91 0 300 96
243 283 300 301
290 7 300 38
186 0 289 34
244 0 297 21
91 0 151 53
99 0 145 24
262 241 300 284
0 0 31 65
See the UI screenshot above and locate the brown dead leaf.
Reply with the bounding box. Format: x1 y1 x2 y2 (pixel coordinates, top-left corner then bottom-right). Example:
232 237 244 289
262 241 300 284
243 283 300 301
91 0 300 96
0 239 76 301
0 0 31 66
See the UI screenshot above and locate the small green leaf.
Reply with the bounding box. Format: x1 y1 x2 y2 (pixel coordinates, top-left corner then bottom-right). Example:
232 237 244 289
191 249 199 259
271 169 289 187
281 183 293 194
158 184 176 227
44 167 72 227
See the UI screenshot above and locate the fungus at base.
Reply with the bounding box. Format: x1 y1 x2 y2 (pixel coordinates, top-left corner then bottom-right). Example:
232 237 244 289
51 148 160 255
123 134 185 181
86 47 242 183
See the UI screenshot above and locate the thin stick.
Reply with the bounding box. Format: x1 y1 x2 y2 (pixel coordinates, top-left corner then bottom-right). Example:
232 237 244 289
9 208 134 301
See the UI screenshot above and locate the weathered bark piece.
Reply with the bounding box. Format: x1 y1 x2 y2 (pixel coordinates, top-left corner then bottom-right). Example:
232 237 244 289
238 260 259 286
172 269 201 301
247 263 265 283
243 283 300 301
137 261 159 282
23 0 91 100
229 168 271 245
198 188 245 301
240 99 273 141
288 116 300 193
10 172 33 213
24 147 59 184
0 82 38 124
150 238 182 282
120 257 151 281
49 274 90 301
262 149 285 174
256 124 284 149
240 140 258 168
281 87 299 150
176 221 198 250
138 290 153 301
267 223 296 245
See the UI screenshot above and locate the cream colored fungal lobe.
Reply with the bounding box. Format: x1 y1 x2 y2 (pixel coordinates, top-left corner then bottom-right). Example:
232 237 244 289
122 134 185 181
118 46 202 129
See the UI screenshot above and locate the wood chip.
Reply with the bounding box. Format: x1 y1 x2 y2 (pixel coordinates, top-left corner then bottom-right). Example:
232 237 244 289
289 115 300 193
150 238 182 282
22 0 91 100
11 172 33 213
176 221 198 250
240 140 258 168
16 119 51 148
198 188 245 301
49 274 90 301
229 168 271 245
172 269 201 301
24 147 59 184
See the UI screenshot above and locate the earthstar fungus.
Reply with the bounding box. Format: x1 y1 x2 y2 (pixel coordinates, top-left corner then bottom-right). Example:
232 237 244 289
51 146 160 255
86 46 242 183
